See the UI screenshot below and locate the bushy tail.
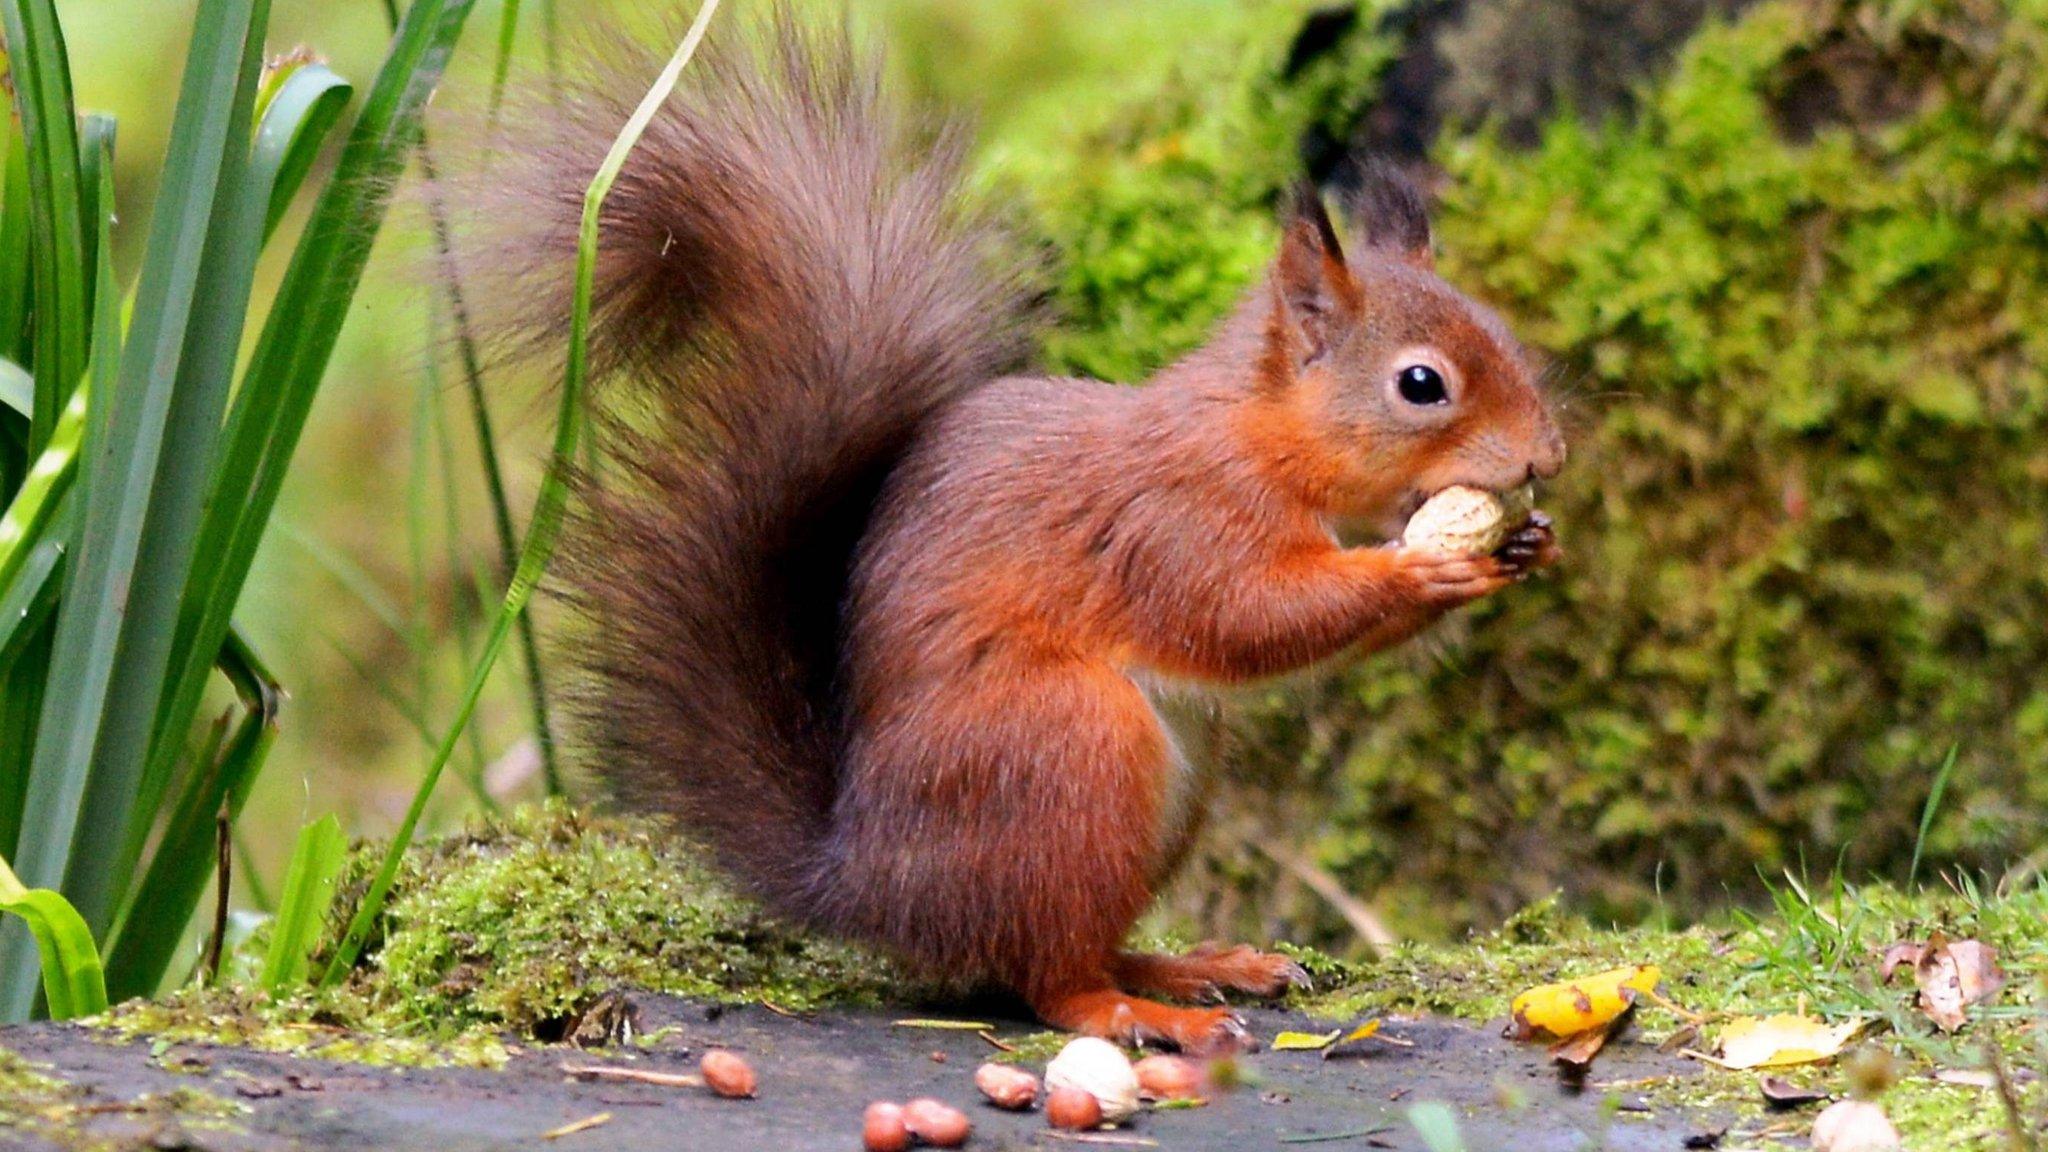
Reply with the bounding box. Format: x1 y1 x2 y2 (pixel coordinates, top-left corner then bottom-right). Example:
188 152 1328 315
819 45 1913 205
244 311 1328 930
459 13 1034 917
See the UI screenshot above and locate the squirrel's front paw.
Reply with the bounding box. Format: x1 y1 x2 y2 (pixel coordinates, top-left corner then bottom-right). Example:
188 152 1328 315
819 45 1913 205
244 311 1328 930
1394 547 1516 608
1493 511 1559 577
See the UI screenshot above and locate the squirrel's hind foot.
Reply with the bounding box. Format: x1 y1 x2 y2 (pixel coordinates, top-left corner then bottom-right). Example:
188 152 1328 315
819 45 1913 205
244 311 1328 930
1113 944 1312 1003
1034 988 1257 1055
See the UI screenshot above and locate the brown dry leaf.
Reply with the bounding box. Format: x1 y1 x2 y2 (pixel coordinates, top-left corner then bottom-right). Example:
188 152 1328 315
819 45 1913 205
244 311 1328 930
1695 1014 1863 1070
1758 1075 1829 1109
1505 965 1662 1042
1893 934 2005 1033
1549 1023 1613 1072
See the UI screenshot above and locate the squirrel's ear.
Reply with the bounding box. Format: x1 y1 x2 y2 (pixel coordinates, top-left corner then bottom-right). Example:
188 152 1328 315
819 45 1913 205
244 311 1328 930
1271 182 1357 369
1338 156 1433 270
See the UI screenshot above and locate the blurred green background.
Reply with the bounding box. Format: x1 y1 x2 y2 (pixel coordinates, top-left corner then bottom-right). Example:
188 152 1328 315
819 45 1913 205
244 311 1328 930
44 0 2048 953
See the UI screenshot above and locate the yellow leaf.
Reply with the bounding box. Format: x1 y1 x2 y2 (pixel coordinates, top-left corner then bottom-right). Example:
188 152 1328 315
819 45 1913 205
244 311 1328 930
1271 1029 1341 1051
1708 1014 1863 1070
1340 1019 1381 1044
1506 965 1662 1041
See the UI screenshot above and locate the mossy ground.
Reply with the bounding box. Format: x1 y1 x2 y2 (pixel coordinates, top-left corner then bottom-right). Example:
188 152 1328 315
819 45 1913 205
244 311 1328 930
77 804 2047 1146
1296 883 2048 1147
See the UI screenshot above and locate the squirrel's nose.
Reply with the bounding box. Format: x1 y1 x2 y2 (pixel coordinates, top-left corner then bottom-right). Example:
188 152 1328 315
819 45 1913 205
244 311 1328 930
1527 428 1566 481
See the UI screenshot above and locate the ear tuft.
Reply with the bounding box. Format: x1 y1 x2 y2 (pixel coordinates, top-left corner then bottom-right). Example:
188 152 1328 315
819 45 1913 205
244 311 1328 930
1336 155 1433 268
1271 181 1355 370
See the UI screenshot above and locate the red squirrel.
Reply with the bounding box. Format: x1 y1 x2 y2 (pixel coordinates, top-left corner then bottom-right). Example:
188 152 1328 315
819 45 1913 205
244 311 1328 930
468 15 1564 1053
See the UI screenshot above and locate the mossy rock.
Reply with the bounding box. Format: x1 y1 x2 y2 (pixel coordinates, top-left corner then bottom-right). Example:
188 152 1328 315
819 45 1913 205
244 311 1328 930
991 0 2048 940
313 802 898 1039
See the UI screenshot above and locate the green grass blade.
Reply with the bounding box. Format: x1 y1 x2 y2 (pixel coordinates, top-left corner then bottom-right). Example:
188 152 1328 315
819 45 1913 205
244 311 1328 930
75 113 112 297
0 107 113 1016
252 62 352 239
0 358 26 417
100 626 278 1003
0 101 33 366
0 531 61 674
320 0 724 987
138 0 482 907
1907 744 1961 891
0 379 85 592
259 815 344 991
489 0 520 118
0 0 88 456
19 0 270 955
417 129 561 793
0 853 104 1020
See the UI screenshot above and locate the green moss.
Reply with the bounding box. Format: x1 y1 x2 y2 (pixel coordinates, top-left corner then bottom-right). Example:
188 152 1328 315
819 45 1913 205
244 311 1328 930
981 0 1402 382
323 801 898 1036
0 1045 248 1151
91 803 901 1066
0 1045 76 1129
998 0 2048 937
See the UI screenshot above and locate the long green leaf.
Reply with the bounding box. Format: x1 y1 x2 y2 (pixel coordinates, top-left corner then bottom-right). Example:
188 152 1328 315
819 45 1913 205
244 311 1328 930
0 531 60 673
260 816 345 991
0 358 26 417
322 0 725 986
0 378 85 591
140 0 482 953
21 0 269 946
0 0 268 1022
101 626 278 1003
0 853 104 1020
0 0 87 455
253 62 352 239
116 56 355 893
0 96 33 368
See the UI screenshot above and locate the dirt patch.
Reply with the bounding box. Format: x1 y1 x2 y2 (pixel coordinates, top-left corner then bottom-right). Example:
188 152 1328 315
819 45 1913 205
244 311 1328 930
2 994 1727 1151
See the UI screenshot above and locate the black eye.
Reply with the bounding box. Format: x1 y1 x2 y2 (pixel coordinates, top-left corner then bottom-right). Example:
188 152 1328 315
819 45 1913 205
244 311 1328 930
1396 364 1449 405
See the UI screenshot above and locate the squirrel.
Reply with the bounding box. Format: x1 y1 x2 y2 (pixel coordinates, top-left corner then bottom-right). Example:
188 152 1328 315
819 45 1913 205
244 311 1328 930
464 13 1565 1054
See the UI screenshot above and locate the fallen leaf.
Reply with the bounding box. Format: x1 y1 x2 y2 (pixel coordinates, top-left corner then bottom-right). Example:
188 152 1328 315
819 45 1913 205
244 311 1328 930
1271 1029 1341 1052
1549 1024 1612 1072
1759 1075 1829 1109
1696 1014 1863 1070
1810 1099 1900 1152
1905 935 2005 1033
1932 1068 1998 1089
1323 1019 1416 1060
1877 942 1924 983
1506 965 1662 1042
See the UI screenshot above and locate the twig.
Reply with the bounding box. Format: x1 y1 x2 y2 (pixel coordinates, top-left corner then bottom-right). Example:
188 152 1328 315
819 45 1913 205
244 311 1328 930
205 804 231 983
560 1063 703 1089
892 1019 994 1031
1253 841 1394 950
542 1112 612 1139
1279 1127 1393 1145
759 998 806 1019
1037 1132 1160 1147
979 1030 1018 1053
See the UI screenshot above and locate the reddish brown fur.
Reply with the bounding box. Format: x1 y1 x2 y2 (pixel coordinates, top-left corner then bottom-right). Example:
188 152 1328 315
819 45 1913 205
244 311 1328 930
461 12 1563 1053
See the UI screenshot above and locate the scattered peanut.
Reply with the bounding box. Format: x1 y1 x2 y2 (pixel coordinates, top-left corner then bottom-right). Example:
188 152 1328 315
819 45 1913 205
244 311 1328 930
973 1062 1040 1110
863 1101 912 1152
1045 1087 1102 1131
902 1098 971 1148
698 1050 756 1099
1133 1054 1205 1100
